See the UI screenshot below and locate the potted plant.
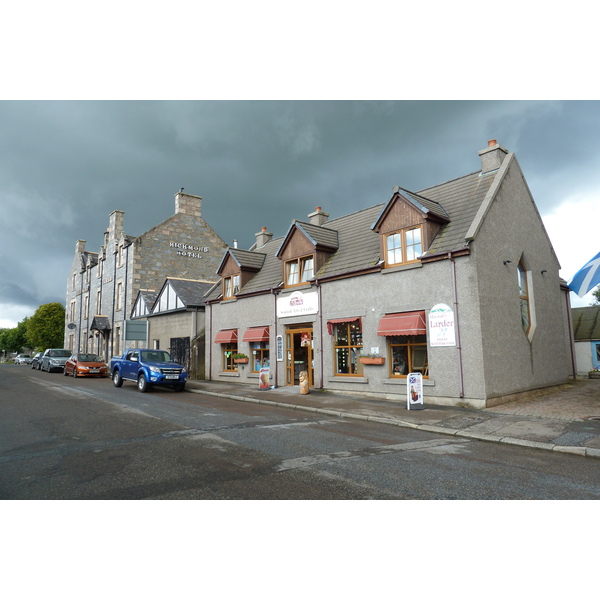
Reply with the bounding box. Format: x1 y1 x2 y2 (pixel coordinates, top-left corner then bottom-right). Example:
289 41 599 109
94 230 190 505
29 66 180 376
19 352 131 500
359 353 385 365
589 367 600 379
233 353 249 364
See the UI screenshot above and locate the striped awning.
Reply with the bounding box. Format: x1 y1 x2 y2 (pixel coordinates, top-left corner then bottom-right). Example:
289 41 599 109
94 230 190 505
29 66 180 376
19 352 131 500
214 329 238 344
242 326 270 342
377 311 426 336
327 317 361 335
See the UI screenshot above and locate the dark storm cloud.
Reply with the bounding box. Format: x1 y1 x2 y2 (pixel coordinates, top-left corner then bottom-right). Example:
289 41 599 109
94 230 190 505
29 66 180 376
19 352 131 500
1 100 599 325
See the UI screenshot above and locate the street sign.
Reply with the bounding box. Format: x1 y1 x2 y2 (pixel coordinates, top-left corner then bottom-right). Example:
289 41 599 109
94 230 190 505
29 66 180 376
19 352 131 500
407 372 425 410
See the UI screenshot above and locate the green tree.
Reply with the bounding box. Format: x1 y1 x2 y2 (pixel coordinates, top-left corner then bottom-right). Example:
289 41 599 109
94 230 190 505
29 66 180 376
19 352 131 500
26 303 66 349
592 285 600 306
0 319 31 354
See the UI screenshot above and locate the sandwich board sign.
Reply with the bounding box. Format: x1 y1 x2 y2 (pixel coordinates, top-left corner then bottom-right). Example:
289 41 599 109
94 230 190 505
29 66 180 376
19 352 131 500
407 372 424 410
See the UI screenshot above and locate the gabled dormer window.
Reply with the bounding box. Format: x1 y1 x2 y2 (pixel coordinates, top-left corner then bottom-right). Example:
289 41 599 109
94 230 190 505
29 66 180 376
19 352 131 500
285 255 314 287
385 226 423 267
223 274 241 299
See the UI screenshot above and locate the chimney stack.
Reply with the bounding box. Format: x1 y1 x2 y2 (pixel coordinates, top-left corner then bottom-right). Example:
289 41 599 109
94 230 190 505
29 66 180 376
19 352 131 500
175 190 202 217
255 226 273 248
76 239 86 254
309 206 329 226
478 139 508 173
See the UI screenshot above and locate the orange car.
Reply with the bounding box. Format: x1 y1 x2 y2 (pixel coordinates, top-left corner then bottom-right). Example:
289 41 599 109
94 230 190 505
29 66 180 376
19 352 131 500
64 353 109 378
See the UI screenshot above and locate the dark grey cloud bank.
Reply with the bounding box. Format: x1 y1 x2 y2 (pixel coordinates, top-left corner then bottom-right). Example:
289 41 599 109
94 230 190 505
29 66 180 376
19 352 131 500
1 100 598 325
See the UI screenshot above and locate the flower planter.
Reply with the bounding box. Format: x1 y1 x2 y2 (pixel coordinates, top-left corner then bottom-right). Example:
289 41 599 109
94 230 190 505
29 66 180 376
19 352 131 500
589 371 600 379
359 357 385 365
234 358 249 364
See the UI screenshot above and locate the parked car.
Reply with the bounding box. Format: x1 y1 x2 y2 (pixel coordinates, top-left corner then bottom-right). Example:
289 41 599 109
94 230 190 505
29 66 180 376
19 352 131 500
40 349 72 373
64 353 109 378
110 349 187 392
14 354 32 365
31 352 43 369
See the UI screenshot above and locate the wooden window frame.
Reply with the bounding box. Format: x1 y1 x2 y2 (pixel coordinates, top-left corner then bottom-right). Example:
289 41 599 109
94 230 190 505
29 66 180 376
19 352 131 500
384 226 423 267
222 342 238 372
332 321 364 377
387 335 429 378
223 274 241 299
250 342 270 373
284 255 314 288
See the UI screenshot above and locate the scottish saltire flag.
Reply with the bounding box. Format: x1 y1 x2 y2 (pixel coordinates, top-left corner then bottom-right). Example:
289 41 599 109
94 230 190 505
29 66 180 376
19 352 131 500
568 251 600 298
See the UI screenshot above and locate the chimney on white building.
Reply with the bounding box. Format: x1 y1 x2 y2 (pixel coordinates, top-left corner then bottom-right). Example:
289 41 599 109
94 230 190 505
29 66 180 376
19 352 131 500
309 206 329 226
478 139 509 173
76 239 86 254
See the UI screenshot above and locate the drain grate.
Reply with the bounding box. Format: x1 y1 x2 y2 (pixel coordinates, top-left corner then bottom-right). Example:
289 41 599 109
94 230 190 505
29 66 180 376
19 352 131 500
583 416 600 421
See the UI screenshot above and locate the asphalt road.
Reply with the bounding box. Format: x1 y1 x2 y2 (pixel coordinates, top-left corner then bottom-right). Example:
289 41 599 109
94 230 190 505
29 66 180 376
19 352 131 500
2 365 600 500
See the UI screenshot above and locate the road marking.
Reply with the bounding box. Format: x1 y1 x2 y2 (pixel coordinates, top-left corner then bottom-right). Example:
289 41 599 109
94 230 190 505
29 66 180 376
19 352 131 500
276 438 467 471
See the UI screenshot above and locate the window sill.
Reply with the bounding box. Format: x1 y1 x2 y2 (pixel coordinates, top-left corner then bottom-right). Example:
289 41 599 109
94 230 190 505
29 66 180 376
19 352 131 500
383 377 434 387
219 371 240 378
327 376 369 384
382 262 423 275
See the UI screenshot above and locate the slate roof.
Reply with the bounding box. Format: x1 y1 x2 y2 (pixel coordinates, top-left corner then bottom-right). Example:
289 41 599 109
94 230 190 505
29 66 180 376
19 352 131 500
218 247 266 273
572 306 600 341
164 278 216 308
207 165 499 299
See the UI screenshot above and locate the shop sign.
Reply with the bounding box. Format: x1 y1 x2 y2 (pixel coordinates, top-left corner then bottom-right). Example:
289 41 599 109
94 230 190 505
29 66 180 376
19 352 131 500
277 291 319 318
276 335 284 362
259 365 270 389
428 303 456 347
407 372 424 410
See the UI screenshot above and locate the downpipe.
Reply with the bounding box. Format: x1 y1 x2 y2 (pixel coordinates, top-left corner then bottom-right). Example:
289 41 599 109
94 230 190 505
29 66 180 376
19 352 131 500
449 252 465 398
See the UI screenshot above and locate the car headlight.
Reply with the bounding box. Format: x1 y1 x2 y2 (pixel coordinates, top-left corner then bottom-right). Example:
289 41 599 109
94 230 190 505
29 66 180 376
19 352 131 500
149 366 161 374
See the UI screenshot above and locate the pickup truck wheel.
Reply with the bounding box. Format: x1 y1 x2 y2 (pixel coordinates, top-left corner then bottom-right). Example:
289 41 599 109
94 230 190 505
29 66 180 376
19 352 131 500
137 373 152 393
112 370 123 387
174 382 186 392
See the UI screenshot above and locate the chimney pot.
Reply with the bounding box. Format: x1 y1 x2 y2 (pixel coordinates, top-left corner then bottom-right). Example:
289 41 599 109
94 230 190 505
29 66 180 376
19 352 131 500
309 206 329 226
488 139 497 147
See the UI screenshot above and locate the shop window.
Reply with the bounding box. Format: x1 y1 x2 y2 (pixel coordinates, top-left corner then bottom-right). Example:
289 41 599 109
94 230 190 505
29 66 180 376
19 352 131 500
285 255 314 287
222 343 238 371
332 320 364 376
251 342 270 372
517 260 530 334
223 274 241 299
385 226 422 267
388 335 428 378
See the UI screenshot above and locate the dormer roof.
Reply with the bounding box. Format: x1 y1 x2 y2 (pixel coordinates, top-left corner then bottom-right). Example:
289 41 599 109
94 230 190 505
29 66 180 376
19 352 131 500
216 247 266 275
275 221 339 258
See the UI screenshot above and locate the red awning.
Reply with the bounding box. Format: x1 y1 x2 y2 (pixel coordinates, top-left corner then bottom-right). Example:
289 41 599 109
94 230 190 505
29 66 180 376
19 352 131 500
327 317 361 335
214 329 238 344
377 311 427 336
242 326 270 342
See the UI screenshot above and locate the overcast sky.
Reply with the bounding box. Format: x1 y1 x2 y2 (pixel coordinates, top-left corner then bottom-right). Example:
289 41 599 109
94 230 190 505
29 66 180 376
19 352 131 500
1 99 599 328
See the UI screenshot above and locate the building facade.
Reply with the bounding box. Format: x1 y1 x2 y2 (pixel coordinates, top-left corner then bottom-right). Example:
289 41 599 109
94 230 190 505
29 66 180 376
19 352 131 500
65 191 227 363
205 141 574 408
572 306 600 376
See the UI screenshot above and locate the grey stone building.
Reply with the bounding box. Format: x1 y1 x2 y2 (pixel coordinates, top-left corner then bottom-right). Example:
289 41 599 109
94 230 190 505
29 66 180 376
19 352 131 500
205 141 574 408
65 191 227 365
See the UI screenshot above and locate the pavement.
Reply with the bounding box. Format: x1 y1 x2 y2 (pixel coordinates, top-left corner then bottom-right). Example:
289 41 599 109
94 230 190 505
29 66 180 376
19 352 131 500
186 377 600 460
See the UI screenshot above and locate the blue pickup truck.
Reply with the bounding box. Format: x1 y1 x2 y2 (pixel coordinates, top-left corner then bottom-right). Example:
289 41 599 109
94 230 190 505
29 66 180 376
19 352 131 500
110 349 187 393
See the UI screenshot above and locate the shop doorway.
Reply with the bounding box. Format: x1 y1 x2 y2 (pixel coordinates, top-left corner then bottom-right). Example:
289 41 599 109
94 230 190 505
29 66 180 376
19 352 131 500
286 326 314 387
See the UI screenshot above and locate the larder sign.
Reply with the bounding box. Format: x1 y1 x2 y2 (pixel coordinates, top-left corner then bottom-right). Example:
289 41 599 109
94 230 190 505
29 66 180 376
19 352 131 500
428 303 456 347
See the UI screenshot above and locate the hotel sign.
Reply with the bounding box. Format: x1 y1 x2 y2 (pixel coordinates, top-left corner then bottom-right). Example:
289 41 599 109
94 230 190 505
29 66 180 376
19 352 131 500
170 241 210 258
277 291 319 318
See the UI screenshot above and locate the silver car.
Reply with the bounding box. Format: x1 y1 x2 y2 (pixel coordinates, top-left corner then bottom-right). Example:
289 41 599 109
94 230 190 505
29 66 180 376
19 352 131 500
15 354 32 365
40 349 72 372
